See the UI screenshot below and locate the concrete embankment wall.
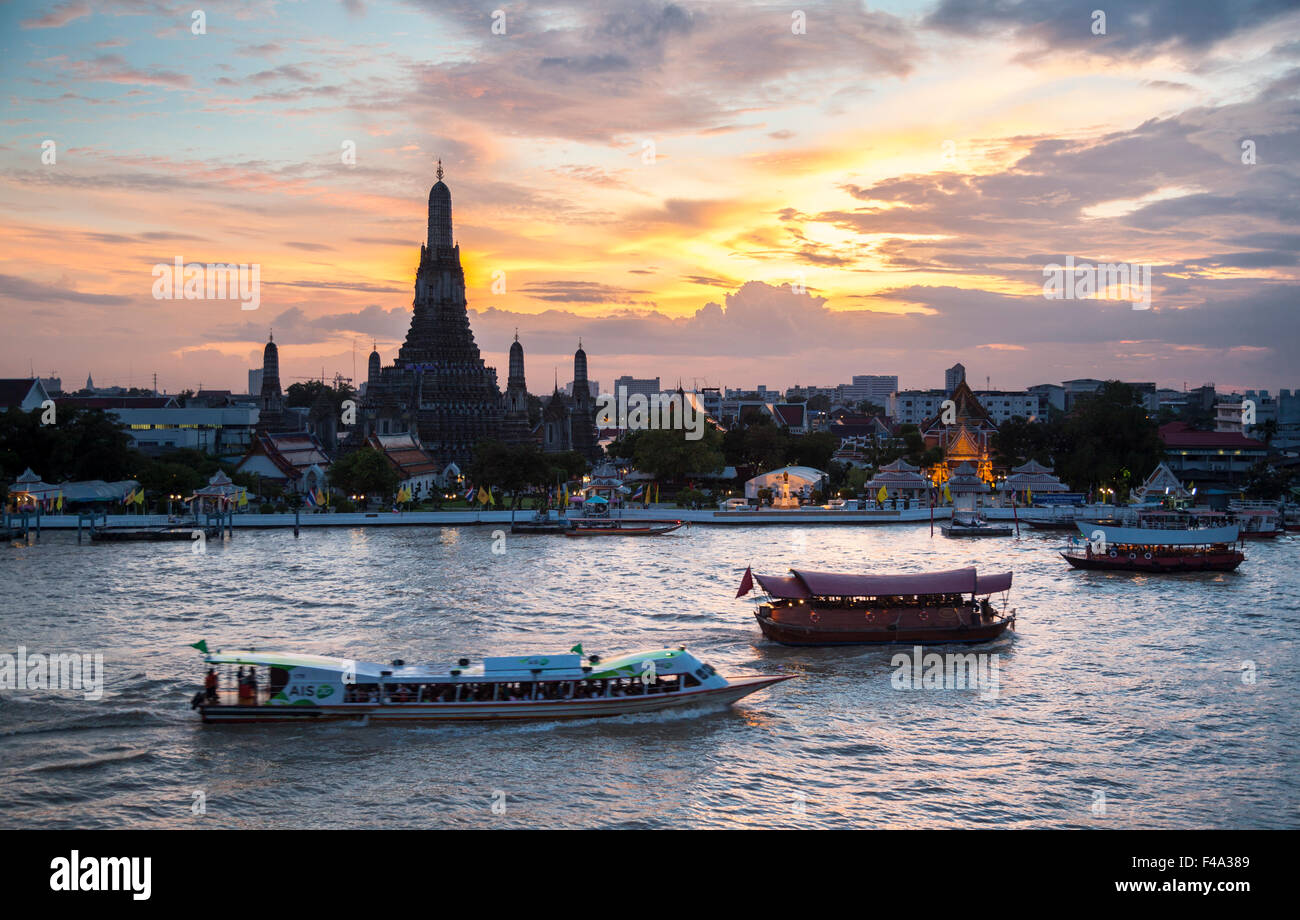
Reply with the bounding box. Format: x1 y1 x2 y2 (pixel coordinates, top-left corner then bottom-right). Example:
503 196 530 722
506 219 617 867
11 505 1062 531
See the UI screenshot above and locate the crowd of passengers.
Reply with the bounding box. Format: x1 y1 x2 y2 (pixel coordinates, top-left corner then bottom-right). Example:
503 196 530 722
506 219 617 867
343 675 689 704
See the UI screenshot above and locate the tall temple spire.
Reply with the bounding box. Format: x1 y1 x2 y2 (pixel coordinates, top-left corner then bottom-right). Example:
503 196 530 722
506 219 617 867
359 161 510 465
427 160 453 251
505 332 527 418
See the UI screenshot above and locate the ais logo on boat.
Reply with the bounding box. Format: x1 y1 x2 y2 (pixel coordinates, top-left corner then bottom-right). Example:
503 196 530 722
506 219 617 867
286 684 333 700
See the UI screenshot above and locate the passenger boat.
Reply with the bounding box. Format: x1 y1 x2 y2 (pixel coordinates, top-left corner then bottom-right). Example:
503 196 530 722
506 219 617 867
1061 512 1245 572
941 513 1012 537
190 645 787 723
1227 502 1283 538
738 566 1016 646
563 517 684 537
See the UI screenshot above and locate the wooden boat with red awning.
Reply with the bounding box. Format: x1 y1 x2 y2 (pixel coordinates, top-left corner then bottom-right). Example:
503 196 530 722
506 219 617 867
737 566 1016 646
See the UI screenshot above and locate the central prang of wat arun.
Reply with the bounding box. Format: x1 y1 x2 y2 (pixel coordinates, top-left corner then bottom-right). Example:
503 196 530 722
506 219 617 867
354 163 596 471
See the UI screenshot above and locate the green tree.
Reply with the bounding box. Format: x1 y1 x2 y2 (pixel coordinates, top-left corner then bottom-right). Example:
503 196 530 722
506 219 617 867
632 427 725 481
1244 461 1292 500
991 415 1059 469
0 406 136 483
469 441 552 494
285 379 357 417
1055 381 1164 494
787 431 839 471
739 417 790 470
329 447 398 499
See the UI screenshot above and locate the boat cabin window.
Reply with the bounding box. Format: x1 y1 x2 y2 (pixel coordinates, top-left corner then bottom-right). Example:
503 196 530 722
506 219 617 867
345 683 379 703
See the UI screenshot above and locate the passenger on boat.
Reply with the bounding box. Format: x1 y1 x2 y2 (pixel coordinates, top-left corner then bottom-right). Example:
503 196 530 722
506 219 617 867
204 668 218 703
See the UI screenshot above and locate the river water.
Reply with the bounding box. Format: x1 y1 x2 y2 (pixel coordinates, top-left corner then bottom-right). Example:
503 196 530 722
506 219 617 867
1 523 1296 828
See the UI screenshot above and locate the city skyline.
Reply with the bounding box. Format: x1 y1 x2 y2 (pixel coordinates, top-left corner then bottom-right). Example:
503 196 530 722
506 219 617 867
2 1 1298 395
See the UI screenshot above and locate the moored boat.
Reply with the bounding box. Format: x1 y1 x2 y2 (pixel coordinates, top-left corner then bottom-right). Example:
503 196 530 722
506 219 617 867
92 523 221 542
1227 502 1283 539
738 566 1016 646
190 644 786 723
941 513 1012 537
563 517 684 537
1061 513 1245 573
509 511 574 534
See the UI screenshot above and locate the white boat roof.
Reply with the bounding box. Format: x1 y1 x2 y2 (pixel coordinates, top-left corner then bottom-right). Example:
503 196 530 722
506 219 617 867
202 648 703 681
1076 521 1239 545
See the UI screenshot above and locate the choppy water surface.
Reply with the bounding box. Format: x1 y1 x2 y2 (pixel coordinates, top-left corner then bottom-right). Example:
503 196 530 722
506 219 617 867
1 523 1296 828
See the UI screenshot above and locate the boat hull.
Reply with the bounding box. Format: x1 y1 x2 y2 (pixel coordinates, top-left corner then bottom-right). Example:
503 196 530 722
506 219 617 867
1059 551 1244 573
1024 520 1077 531
563 522 683 537
942 525 1013 537
509 522 573 534
198 675 788 723
754 609 1014 646
93 526 219 542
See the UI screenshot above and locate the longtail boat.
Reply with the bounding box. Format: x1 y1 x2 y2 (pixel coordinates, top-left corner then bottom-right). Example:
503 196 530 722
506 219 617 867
1061 513 1245 572
563 517 684 537
191 645 788 723
737 566 1015 646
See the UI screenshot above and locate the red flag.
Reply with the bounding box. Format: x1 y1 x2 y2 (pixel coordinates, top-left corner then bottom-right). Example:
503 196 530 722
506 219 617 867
736 566 754 598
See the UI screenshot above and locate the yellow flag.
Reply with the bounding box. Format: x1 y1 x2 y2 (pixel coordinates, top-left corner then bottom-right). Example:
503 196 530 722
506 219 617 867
238 489 248 507
877 485 887 503
487 488 495 506
1027 488 1032 505
943 484 951 502
56 491 64 511
135 489 145 505
477 486 489 504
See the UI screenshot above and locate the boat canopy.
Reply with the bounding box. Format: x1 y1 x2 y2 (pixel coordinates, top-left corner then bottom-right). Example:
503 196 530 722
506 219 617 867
1076 521 1239 546
755 567 1012 599
975 571 1013 594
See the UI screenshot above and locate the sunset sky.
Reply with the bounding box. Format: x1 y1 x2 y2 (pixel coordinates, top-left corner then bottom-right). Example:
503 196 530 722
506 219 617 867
2 0 1298 397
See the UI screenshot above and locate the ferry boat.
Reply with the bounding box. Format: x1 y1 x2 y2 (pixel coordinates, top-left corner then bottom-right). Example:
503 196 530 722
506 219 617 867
738 566 1016 646
1061 512 1245 573
941 512 1012 537
1227 501 1283 538
190 645 787 723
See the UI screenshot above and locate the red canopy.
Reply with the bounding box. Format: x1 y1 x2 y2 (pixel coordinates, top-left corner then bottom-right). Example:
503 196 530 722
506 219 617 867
752 573 811 599
752 567 1012 598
